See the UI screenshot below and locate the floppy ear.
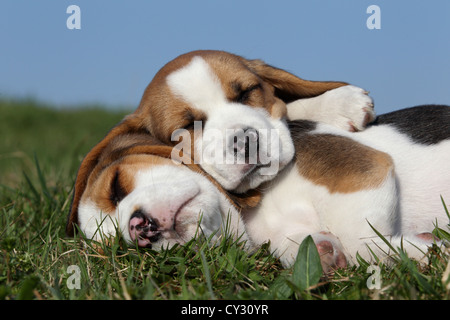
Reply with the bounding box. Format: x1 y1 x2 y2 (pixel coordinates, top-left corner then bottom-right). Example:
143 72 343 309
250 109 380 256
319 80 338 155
244 59 348 103
228 189 262 210
66 115 146 236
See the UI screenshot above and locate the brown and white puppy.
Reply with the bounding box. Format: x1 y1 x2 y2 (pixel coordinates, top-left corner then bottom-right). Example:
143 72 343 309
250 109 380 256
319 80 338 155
133 50 374 193
68 105 450 272
65 116 255 249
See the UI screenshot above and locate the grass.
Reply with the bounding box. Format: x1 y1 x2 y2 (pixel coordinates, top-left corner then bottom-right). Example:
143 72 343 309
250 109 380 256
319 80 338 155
0 98 449 301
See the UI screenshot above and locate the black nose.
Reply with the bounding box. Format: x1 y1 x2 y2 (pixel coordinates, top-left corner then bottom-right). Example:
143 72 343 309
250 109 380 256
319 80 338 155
129 209 161 245
130 209 158 231
233 128 259 163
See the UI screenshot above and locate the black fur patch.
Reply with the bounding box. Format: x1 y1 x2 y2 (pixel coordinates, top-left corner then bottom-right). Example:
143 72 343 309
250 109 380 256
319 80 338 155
370 104 450 145
288 120 317 138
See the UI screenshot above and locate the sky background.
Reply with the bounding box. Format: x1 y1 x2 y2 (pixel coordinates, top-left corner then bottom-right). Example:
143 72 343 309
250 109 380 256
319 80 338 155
1 0 449 115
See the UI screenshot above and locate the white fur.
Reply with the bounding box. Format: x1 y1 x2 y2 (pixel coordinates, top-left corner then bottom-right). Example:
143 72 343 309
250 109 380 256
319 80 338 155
356 126 450 233
78 200 119 240
287 85 374 131
167 57 226 114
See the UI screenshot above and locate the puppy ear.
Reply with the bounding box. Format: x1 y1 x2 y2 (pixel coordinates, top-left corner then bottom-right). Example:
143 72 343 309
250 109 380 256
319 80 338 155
66 115 144 236
229 189 262 210
244 59 348 103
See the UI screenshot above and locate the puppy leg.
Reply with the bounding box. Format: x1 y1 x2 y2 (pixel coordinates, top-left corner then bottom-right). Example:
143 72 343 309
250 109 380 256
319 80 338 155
286 85 375 131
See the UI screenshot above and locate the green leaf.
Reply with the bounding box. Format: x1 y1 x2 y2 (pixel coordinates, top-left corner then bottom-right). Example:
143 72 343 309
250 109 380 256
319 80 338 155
17 276 40 300
292 236 323 291
270 276 293 299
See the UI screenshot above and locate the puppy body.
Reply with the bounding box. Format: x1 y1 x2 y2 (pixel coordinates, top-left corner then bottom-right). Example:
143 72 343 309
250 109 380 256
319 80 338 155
245 105 450 267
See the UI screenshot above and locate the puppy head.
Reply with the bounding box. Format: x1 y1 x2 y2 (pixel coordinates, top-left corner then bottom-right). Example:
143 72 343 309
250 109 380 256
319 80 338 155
78 156 238 250
67 119 254 249
137 50 342 192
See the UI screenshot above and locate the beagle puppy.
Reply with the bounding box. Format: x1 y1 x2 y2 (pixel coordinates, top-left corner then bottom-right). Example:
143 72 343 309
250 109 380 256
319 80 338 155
65 119 250 250
67 105 449 271
132 50 375 193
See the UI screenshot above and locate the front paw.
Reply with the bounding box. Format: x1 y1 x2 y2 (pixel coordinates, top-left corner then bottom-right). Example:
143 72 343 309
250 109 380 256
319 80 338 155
323 85 375 132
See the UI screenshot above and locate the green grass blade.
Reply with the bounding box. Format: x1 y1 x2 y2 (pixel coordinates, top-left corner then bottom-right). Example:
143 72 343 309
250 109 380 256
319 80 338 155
440 195 450 222
399 250 438 297
33 153 55 205
292 235 322 291
367 220 399 255
200 249 216 300
22 171 40 203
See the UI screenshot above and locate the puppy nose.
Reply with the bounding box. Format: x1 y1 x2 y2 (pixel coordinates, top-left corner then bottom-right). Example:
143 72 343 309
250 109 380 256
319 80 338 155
129 210 160 248
128 184 200 247
233 128 259 163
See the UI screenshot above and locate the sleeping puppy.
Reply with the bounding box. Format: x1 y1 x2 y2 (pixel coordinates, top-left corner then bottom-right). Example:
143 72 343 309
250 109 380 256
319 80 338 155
67 105 449 271
133 50 375 193
65 116 251 249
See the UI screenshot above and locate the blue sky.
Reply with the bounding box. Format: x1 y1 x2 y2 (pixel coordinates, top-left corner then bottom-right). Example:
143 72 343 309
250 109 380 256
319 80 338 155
1 0 449 114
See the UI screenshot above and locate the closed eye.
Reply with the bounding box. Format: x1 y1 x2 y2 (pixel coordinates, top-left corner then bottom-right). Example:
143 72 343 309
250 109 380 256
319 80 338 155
183 122 195 130
234 84 262 104
181 110 206 131
110 170 128 206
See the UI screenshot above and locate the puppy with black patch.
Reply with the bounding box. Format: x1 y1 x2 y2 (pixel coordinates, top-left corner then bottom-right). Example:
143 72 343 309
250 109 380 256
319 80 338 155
245 105 450 269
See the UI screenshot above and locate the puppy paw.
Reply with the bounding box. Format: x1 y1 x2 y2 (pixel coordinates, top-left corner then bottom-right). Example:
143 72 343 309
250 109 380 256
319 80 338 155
322 85 375 132
314 232 347 273
286 85 375 132
415 232 448 249
416 232 440 242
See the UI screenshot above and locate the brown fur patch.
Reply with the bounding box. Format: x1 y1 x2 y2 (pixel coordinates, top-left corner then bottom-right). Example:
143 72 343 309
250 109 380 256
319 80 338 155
84 154 174 214
294 133 394 193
